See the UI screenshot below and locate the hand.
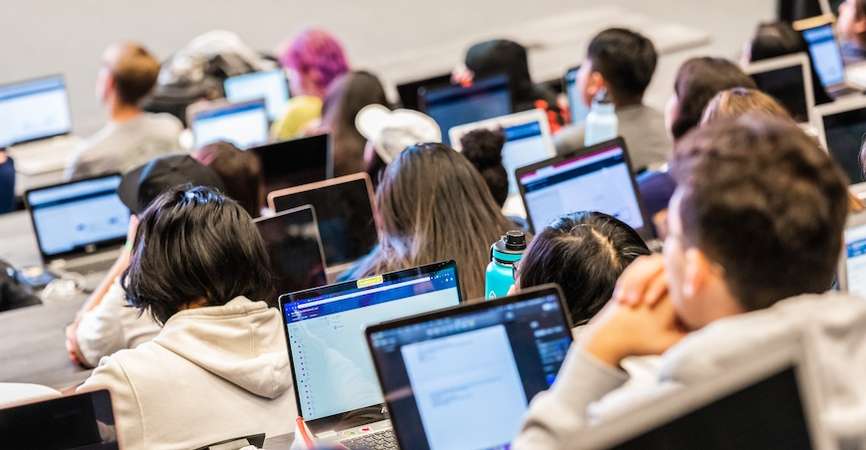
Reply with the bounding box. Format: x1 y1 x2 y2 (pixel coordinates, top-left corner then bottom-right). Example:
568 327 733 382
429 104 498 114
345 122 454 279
451 64 474 87
65 320 83 366
612 254 668 307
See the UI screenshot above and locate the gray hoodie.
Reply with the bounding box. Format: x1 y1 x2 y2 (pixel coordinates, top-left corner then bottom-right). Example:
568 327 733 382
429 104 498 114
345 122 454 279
514 293 866 449
78 296 296 450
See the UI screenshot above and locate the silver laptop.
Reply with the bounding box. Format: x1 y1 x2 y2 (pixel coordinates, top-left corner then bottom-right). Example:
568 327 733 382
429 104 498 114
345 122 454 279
575 337 834 450
279 261 463 449
24 173 129 275
795 15 862 98
838 210 866 298
745 52 817 128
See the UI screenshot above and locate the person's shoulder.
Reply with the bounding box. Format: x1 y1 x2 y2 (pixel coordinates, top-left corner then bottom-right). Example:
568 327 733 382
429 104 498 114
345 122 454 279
140 112 183 133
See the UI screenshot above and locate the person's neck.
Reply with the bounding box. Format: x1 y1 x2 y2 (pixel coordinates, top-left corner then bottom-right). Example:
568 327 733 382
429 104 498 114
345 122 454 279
109 101 143 124
613 96 643 109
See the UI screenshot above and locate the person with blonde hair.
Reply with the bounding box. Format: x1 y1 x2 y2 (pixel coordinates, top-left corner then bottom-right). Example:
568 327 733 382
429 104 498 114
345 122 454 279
700 87 793 125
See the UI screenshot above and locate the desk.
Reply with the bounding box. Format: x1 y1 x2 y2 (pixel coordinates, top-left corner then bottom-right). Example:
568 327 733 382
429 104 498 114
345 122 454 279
262 433 294 450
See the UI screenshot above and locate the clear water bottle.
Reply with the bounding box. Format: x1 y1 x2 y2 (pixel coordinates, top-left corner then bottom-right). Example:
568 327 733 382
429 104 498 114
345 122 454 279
584 89 618 147
485 230 528 300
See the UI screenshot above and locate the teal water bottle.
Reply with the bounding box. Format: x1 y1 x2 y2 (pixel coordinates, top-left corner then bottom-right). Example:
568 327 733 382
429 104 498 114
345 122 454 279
485 230 528 300
584 89 618 147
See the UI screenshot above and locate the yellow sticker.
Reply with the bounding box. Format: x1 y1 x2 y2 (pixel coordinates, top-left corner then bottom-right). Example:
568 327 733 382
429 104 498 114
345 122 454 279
357 275 384 288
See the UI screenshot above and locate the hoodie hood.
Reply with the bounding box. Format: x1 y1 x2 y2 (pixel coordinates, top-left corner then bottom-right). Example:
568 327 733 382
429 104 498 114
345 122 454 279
153 296 291 399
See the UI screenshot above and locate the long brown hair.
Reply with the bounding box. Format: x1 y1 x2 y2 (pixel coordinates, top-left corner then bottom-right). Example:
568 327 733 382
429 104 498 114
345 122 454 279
349 143 514 300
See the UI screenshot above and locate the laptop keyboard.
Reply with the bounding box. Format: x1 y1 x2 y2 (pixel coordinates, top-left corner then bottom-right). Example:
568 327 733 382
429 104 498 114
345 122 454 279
341 430 399 450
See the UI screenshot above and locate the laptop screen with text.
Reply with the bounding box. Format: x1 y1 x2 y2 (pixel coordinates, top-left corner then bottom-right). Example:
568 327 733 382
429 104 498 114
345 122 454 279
801 24 845 88
0 75 72 146
192 100 269 149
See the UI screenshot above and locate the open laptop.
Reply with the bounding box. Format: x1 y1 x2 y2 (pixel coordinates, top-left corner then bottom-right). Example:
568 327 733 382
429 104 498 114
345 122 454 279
418 74 512 145
395 73 452 111
814 95 866 186
516 137 654 239
267 173 377 275
254 205 327 302
1 74 80 174
837 210 866 298
223 69 290 121
1 389 119 449
745 53 816 127
24 173 129 275
564 65 590 125
794 15 862 97
191 99 269 149
280 261 463 449
366 284 574 450
576 337 834 450
249 133 332 197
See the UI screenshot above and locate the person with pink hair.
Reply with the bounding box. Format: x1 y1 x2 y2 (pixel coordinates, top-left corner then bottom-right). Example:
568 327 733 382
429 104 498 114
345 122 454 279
271 28 350 140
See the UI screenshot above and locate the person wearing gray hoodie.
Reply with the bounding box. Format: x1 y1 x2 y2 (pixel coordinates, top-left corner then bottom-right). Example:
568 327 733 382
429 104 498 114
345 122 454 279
514 116 866 448
78 185 295 450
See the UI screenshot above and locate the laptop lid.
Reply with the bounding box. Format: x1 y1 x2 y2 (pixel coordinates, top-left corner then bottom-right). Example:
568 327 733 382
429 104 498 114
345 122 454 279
24 173 130 263
576 337 834 450
419 74 512 145
745 53 816 126
396 73 452 111
366 284 574 450
223 69 290 121
0 74 72 147
254 205 327 302
795 16 847 90
563 65 590 125
837 210 866 296
267 173 377 268
0 389 119 449
814 95 866 185
516 137 653 239
249 133 332 197
450 109 557 196
191 99 269 149
280 260 462 434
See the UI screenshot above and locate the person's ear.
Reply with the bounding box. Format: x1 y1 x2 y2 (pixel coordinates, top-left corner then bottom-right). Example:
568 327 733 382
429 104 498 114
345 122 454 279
854 17 866 34
586 72 605 100
682 248 713 299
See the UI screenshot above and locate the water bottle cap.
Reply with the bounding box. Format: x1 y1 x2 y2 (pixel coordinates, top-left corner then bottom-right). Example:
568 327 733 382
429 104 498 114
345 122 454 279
491 230 527 262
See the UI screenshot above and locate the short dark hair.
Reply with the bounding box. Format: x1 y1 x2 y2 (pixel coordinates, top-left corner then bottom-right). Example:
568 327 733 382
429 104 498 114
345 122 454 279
459 128 508 207
111 43 161 106
670 57 756 141
671 116 849 311
587 28 658 104
518 211 650 325
194 141 264 218
122 185 273 324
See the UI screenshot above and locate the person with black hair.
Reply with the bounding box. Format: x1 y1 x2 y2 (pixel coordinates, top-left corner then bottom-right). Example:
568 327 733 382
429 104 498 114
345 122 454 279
77 185 294 450
459 128 509 208
555 28 671 171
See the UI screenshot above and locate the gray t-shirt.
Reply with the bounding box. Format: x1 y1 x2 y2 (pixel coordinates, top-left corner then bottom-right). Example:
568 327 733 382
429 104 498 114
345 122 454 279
65 113 182 180
554 104 672 171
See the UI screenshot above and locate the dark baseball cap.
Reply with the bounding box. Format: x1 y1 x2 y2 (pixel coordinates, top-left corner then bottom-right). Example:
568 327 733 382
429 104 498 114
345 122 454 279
118 154 225 215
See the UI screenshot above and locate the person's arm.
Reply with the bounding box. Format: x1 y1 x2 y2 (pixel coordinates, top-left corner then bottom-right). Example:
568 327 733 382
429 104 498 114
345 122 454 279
72 282 130 368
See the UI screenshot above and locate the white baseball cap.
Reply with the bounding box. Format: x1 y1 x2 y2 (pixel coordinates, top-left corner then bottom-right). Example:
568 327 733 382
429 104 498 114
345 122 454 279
355 104 442 163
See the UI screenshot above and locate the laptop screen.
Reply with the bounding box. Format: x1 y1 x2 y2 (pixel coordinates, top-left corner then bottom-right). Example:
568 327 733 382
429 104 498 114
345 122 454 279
420 74 512 145
801 24 845 88
282 261 461 426
518 139 648 235
750 65 810 124
250 134 331 197
396 73 452 111
564 66 590 125
255 205 327 301
192 100 269 149
367 287 572 450
0 75 72 146
821 105 866 184
26 174 130 259
1 389 118 449
224 69 290 121
844 222 866 297
270 175 377 267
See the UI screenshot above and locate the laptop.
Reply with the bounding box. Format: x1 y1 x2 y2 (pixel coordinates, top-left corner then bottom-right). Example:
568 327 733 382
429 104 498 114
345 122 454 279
576 338 834 450
396 73 452 111
794 15 862 97
418 74 512 145
837 210 866 297
814 95 866 186
250 133 332 197
254 205 327 302
0 74 80 174
516 137 654 239
745 53 816 127
365 284 574 450
191 99 269 149
280 261 463 449
564 65 590 125
0 389 119 449
267 173 377 273
223 69 290 121
24 173 129 275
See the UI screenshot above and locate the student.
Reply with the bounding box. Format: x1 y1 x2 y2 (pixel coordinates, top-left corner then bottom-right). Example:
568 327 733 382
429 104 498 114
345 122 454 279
514 116 864 449
65 155 226 368
271 29 349 141
78 185 294 450
838 0 866 64
514 212 650 326
699 87 792 124
555 28 671 170
459 128 508 208
345 143 514 300
317 70 389 177
194 141 263 217
0 149 14 214
65 42 182 180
